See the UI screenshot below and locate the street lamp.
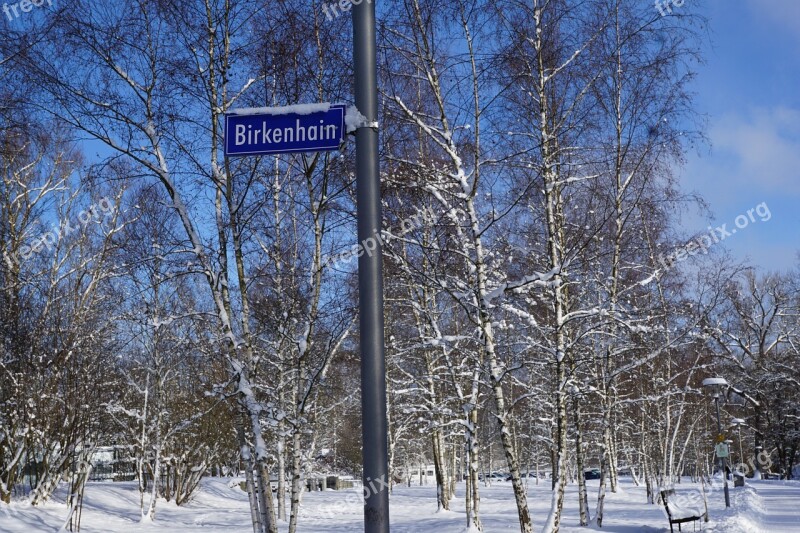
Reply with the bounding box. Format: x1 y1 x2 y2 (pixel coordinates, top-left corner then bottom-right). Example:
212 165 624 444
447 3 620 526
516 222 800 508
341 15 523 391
730 418 746 473
702 377 731 508
754 446 763 480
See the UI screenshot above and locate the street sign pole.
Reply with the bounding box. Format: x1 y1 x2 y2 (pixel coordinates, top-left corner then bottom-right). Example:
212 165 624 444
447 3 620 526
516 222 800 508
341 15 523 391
353 1 390 532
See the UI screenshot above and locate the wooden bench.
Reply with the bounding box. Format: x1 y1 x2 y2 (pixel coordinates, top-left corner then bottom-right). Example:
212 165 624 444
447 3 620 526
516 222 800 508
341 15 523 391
660 489 703 533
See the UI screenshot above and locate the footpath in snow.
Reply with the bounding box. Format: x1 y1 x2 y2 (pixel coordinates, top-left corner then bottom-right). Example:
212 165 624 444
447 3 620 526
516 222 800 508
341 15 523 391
706 479 800 533
756 480 800 532
1 477 798 532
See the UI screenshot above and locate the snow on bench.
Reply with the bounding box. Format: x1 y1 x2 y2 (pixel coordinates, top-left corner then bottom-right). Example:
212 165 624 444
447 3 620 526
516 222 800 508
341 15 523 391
660 489 704 533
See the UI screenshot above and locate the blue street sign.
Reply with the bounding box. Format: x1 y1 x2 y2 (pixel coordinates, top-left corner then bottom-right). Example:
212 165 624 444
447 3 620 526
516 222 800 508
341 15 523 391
225 104 346 156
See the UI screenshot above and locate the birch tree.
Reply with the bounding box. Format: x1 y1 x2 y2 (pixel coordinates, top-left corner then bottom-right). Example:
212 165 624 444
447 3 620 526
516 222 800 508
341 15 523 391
383 1 547 529
27 2 284 530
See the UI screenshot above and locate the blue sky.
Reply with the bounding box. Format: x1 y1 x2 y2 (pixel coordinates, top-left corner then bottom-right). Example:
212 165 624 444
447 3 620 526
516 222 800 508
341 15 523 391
679 0 800 271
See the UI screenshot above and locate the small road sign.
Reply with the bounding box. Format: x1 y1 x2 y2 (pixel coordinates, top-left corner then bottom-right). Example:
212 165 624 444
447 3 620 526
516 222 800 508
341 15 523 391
715 443 730 458
225 104 346 156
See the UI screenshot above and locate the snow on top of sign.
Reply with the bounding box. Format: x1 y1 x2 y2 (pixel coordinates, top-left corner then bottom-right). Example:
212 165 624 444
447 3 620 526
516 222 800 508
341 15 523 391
227 103 335 116
229 103 376 132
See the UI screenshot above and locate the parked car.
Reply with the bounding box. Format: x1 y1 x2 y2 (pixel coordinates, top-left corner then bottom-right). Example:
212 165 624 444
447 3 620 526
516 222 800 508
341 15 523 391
584 468 602 480
505 472 537 481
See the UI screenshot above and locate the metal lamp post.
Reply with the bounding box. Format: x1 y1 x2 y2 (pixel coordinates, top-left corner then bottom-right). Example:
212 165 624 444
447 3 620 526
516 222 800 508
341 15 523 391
724 439 734 470
702 377 730 508
730 418 745 472
754 446 763 480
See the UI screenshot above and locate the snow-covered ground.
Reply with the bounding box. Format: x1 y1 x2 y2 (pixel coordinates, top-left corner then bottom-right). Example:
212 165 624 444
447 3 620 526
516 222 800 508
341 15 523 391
1 477 798 532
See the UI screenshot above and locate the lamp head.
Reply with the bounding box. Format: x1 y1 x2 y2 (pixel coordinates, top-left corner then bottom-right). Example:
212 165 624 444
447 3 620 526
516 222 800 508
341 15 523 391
702 377 728 397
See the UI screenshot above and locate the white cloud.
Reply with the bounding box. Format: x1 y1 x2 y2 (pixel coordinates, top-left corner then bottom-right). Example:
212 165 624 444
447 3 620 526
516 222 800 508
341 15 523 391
708 107 800 193
678 106 800 271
